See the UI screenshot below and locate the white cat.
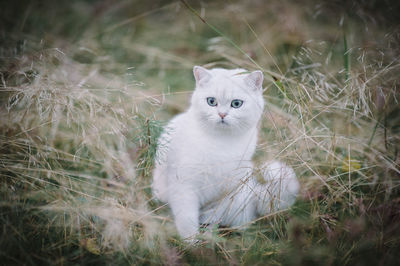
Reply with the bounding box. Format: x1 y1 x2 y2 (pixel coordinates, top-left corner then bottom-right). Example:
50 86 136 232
152 66 299 240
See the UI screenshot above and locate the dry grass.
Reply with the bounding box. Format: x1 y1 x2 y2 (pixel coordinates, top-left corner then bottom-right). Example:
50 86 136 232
1 0 399 265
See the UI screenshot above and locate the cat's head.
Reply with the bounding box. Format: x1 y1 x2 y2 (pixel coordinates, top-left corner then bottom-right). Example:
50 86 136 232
190 66 265 134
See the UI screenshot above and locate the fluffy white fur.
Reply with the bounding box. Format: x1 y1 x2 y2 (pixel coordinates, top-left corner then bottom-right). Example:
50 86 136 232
152 66 299 239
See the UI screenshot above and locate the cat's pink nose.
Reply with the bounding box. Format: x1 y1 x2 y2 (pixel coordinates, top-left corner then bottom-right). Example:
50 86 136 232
219 112 227 119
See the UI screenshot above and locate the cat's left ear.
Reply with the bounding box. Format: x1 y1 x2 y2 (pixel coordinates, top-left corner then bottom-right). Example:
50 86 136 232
245 71 264 91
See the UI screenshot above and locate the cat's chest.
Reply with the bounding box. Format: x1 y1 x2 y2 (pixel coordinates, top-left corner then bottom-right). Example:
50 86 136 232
187 134 253 162
169 124 257 202
173 129 256 179
179 136 254 203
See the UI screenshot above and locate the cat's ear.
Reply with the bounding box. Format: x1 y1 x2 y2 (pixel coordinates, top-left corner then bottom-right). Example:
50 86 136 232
193 66 211 86
245 70 264 91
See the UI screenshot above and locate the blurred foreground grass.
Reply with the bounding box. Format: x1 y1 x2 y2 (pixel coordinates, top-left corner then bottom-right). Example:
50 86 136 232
1 0 400 265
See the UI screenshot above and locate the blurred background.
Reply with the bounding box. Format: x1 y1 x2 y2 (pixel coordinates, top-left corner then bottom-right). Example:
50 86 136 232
1 0 399 265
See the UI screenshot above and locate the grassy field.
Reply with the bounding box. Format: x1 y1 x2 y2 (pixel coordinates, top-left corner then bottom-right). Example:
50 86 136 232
1 0 400 265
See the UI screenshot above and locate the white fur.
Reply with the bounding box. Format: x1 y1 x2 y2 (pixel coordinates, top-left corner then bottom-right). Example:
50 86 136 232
152 66 299 239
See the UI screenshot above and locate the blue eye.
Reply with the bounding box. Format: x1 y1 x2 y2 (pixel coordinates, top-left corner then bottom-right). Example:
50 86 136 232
231 99 243 108
207 97 217 106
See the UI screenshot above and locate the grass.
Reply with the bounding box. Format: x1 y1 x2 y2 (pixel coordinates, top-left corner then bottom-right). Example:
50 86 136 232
1 0 400 265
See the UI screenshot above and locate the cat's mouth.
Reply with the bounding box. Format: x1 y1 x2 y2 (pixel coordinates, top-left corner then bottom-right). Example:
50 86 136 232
219 119 229 125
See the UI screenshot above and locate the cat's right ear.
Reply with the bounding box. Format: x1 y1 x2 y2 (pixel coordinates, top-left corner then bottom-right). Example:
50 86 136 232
193 66 211 86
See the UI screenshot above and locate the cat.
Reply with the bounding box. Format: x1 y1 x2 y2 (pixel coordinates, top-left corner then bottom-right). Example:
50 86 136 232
152 66 299 240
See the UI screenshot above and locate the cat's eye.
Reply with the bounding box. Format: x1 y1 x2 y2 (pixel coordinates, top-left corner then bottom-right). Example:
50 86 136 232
231 99 243 108
207 97 217 106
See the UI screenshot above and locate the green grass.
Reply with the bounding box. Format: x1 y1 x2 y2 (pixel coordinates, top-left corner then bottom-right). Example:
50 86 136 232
1 0 399 265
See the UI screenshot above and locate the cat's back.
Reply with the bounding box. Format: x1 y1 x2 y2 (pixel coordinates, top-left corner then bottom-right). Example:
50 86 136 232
152 112 190 201
160 111 193 143
163 111 204 154
155 111 202 163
